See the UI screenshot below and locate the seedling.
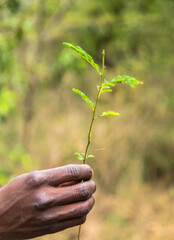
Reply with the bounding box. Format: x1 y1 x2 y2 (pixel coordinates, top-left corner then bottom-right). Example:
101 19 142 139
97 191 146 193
63 42 142 240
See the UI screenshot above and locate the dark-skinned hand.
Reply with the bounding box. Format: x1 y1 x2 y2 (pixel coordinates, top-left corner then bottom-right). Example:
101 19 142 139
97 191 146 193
0 164 96 240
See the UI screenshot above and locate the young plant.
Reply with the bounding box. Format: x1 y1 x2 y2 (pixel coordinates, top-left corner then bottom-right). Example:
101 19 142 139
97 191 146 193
63 42 142 240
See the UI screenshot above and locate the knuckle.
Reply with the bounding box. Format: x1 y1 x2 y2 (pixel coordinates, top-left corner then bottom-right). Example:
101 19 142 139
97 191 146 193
39 212 51 223
88 196 95 211
90 180 96 193
80 216 86 224
34 191 51 211
79 206 89 216
67 165 81 179
84 197 95 213
81 197 95 216
91 196 95 206
26 171 46 188
84 165 92 179
78 184 91 200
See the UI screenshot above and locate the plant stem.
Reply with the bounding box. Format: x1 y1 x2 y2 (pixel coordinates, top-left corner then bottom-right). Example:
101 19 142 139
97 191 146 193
78 225 82 240
78 49 105 240
83 49 105 164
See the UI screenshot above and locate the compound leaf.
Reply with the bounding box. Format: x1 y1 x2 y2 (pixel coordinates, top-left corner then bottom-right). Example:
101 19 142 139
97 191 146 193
72 88 95 110
63 42 100 72
111 76 142 88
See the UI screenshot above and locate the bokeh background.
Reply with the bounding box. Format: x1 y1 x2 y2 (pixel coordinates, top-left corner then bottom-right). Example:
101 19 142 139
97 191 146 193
0 0 174 239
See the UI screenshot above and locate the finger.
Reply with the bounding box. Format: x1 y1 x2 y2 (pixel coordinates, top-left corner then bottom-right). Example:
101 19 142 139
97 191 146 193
25 164 93 188
37 197 94 226
44 216 87 235
54 180 96 205
44 164 92 186
59 172 94 187
34 180 96 211
19 216 86 239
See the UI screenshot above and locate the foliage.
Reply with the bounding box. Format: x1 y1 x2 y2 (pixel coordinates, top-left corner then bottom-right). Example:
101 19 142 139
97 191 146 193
0 143 37 186
0 87 18 120
64 42 141 164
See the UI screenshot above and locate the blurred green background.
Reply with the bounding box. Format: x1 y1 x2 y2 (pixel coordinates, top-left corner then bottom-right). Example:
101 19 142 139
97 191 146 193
0 0 174 239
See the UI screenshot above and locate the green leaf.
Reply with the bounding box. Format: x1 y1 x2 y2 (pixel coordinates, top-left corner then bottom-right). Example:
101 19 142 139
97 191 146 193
100 111 120 117
72 88 95 110
87 154 94 159
63 42 100 72
111 76 143 88
74 152 82 157
102 85 111 89
100 89 112 94
74 152 84 161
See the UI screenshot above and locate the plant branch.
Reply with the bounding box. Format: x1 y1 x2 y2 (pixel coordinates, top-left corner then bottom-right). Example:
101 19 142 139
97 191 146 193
83 49 105 164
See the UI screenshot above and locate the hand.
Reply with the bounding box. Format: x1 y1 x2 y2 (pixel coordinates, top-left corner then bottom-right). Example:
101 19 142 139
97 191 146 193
0 164 96 240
